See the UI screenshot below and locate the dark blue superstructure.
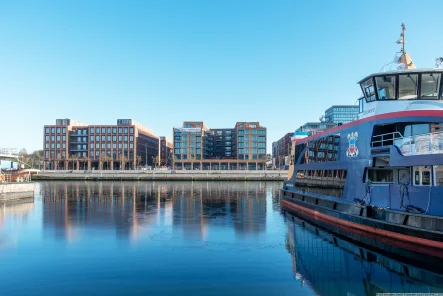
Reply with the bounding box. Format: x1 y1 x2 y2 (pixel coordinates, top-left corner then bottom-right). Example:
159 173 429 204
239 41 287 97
282 69 443 252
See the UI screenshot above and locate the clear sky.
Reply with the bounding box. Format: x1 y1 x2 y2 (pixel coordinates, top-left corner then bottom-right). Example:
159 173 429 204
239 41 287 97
1 0 442 153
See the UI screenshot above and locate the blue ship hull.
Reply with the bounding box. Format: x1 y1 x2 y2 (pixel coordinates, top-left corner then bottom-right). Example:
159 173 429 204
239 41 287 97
282 109 443 255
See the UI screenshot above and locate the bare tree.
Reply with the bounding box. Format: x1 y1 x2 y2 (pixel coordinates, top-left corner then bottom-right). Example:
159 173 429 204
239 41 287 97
71 154 79 170
79 156 88 170
151 156 159 169
120 155 128 171
136 155 142 169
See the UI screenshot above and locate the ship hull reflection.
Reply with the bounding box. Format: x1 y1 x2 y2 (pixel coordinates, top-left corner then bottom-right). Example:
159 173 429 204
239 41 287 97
284 210 443 296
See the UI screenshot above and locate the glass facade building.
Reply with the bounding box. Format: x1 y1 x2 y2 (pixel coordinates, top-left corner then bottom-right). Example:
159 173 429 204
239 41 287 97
325 105 359 125
173 122 267 170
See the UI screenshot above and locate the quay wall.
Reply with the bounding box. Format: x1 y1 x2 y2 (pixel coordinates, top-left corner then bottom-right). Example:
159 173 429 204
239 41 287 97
33 170 289 181
0 183 35 201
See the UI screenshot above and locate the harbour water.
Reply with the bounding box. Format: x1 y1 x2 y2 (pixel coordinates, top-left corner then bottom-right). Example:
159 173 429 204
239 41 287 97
0 181 442 296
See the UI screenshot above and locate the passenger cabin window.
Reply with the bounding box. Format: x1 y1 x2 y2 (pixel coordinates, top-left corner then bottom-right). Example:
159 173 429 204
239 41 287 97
435 166 443 186
421 73 441 99
361 78 376 102
367 169 393 183
413 166 432 186
398 74 418 100
297 134 340 164
375 75 396 100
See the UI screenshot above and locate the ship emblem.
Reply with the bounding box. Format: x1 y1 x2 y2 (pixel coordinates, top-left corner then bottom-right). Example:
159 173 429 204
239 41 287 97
346 132 358 158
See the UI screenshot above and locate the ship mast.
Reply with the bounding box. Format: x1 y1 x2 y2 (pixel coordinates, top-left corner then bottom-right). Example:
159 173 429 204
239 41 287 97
396 23 416 69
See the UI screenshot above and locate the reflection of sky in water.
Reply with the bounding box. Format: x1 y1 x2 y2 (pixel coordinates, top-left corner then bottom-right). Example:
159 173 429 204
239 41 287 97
0 181 314 296
1 181 441 296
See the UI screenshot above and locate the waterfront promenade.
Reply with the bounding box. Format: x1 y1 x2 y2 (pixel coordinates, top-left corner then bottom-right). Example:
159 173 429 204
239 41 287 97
33 170 288 181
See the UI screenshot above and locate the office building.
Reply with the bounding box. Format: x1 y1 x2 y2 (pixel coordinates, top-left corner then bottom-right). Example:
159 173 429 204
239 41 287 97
173 121 267 170
325 105 359 125
43 118 170 170
272 132 293 169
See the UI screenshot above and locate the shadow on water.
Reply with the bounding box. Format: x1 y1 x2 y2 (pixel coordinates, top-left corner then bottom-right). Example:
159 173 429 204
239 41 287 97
284 210 443 296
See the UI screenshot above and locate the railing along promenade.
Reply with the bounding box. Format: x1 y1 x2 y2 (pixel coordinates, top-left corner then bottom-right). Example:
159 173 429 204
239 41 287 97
34 169 288 181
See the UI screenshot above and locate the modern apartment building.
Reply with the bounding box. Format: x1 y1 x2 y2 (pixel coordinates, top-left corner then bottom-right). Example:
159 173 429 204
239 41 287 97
43 118 170 170
173 121 267 170
325 105 359 125
272 132 293 169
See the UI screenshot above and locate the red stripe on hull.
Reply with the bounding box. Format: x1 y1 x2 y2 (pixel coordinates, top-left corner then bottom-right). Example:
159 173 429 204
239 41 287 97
282 200 443 257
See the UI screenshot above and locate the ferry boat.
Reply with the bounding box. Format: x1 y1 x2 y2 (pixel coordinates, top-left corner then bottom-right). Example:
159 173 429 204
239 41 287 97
281 24 443 257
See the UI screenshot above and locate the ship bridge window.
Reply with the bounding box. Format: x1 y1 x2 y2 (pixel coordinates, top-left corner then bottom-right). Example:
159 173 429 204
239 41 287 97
398 74 418 100
421 73 441 99
375 75 396 100
361 78 376 102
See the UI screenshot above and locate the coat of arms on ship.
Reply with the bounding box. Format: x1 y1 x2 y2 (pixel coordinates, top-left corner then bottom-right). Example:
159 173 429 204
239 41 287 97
346 132 358 158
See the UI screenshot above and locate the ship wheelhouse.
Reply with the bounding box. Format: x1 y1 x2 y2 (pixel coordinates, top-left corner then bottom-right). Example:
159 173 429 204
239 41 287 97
356 69 443 215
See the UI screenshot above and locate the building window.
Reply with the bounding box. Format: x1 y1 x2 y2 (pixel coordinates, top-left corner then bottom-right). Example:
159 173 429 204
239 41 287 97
107 128 111 133
107 136 111 141
130 128 134 133
62 128 66 133
90 128 94 134
112 128 117 133
62 136 66 141
96 136 100 141
45 143 49 148
124 128 128 133
113 136 116 141
113 144 116 149
51 136 55 141
130 143 133 149
252 130 257 134
56 128 60 134
90 136 94 141
51 143 54 149
124 136 128 141
118 144 122 148
96 143 99 149
101 136 105 141
238 136 244 141
118 136 122 141
118 128 122 133
45 136 49 141
101 128 106 133
96 128 100 133
45 128 50 134
51 128 55 133
90 144 94 149
238 130 244 135
107 143 110 148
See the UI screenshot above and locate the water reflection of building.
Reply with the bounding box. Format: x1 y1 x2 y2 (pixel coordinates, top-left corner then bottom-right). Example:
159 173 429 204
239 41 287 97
285 214 443 296
41 182 173 242
41 181 272 243
170 182 268 237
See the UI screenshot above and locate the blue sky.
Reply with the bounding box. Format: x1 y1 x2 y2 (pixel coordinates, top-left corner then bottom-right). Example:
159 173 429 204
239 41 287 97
1 0 442 152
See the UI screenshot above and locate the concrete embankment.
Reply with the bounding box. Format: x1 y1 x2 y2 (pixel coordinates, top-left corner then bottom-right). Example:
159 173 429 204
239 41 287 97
0 183 35 201
33 170 288 181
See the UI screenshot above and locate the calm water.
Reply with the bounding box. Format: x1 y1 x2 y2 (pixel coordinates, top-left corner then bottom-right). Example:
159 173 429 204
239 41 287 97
0 181 442 296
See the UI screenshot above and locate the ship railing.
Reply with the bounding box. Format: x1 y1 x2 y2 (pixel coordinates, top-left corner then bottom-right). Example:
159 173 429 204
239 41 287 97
394 131 443 156
371 132 403 147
